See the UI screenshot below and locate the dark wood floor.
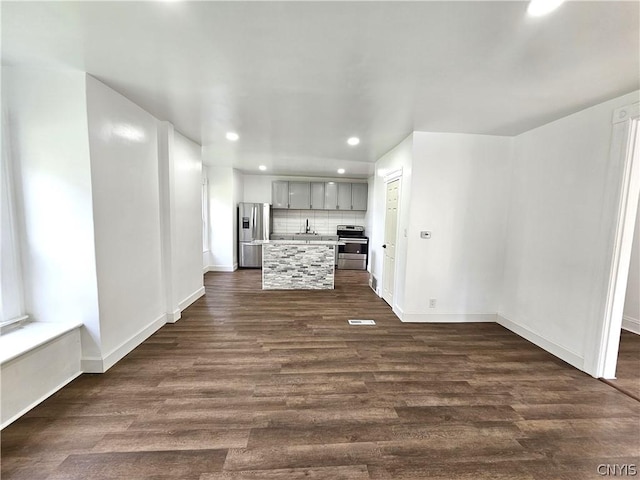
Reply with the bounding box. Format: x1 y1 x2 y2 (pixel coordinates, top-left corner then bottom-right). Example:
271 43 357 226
608 330 640 400
2 270 639 479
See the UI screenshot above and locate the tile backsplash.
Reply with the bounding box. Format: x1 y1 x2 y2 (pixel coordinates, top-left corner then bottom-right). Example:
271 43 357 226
272 209 366 235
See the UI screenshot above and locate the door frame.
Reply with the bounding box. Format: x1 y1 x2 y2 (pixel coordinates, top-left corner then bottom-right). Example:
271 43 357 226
586 102 640 379
381 168 403 316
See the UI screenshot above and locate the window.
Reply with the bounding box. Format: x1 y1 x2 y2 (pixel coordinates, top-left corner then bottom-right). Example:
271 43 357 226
1 134 26 329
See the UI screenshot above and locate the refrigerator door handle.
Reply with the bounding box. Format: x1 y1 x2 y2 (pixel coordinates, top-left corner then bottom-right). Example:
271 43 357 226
262 204 269 240
252 205 257 240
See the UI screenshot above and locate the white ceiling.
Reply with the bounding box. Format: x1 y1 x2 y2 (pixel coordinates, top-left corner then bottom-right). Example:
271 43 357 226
2 1 639 178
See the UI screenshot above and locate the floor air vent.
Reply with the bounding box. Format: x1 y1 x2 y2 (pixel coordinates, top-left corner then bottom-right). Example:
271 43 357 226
348 319 376 325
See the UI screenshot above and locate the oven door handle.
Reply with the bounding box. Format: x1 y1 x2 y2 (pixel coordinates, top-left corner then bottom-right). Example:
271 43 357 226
339 238 368 244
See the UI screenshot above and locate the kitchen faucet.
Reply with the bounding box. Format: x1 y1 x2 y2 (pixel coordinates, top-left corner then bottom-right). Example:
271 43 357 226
305 218 310 233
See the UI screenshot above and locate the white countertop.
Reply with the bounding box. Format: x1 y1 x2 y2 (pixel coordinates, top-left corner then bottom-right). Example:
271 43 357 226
251 240 344 246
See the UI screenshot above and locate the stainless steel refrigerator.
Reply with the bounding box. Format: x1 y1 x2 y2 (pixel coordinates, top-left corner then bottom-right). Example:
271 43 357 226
238 203 271 268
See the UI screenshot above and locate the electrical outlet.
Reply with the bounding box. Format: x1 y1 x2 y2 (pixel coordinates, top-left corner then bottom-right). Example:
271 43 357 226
429 298 437 308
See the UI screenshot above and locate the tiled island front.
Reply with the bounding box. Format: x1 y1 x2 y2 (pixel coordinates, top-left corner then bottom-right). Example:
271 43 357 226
257 240 341 290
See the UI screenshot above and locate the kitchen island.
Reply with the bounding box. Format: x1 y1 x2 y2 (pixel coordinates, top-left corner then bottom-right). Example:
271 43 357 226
252 240 343 290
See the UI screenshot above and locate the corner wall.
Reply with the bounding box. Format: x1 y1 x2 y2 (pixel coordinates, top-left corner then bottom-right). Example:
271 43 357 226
499 90 640 372
369 134 413 309
205 165 236 271
402 132 512 322
86 76 165 369
232 169 244 267
169 129 205 313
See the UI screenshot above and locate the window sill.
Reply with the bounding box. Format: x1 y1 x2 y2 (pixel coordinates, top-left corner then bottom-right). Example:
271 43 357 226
0 321 83 365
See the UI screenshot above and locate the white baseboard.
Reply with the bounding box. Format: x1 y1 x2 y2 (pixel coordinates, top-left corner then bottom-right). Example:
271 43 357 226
166 309 181 324
205 264 237 273
401 313 497 323
81 356 105 373
1 370 82 429
178 286 205 312
622 315 640 334
392 304 403 321
497 314 584 370
82 313 167 373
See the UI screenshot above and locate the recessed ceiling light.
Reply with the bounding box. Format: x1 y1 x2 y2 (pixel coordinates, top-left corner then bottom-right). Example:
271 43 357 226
337 168 345 174
347 137 360 146
527 0 565 17
226 132 239 141
258 165 267 171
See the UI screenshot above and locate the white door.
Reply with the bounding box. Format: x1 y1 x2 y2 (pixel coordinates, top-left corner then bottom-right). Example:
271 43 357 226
383 179 399 306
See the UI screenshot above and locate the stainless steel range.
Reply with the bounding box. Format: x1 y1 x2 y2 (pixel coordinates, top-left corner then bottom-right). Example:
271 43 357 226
337 225 368 270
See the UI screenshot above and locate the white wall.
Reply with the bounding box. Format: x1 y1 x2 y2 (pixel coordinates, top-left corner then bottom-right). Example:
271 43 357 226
623 195 640 332
402 132 512 321
4 67 102 357
370 134 413 305
232 169 244 267
364 175 375 265
172 130 205 308
86 75 165 366
206 165 236 270
499 90 640 372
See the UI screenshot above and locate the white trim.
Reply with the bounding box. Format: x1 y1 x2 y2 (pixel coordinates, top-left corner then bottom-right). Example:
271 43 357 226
589 110 640 378
622 315 640 334
612 102 640 125
81 313 166 373
166 309 181 324
205 264 238 273
80 356 104 373
392 304 404 320
498 315 584 371
0 314 29 334
402 313 497 323
1 371 82 430
1 328 82 429
0 321 82 365
178 286 205 312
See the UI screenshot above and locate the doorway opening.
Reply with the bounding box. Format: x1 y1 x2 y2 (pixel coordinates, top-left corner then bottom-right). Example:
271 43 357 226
595 103 640 381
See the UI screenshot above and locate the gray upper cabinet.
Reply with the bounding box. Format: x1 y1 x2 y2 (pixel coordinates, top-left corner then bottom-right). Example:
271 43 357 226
272 181 289 208
351 183 368 211
271 180 367 210
288 182 311 209
310 182 325 210
337 183 352 210
324 182 338 210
